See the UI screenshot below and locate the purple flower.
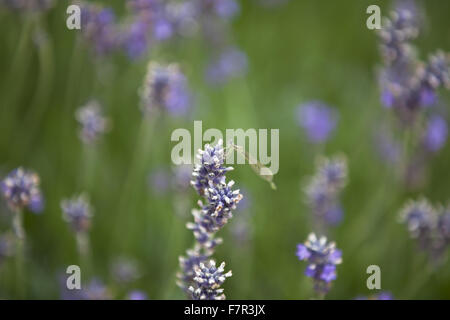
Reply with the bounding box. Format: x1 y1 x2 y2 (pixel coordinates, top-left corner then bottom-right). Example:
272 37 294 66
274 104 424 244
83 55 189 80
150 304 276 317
76 100 109 144
61 194 92 233
356 291 394 300
127 290 148 300
122 19 152 59
423 115 448 152
83 279 111 300
296 233 342 294
111 257 141 284
172 164 193 191
206 48 248 85
381 89 395 108
377 3 450 122
140 62 191 116
213 0 239 20
296 101 338 143
178 140 242 299
1 167 43 213
419 87 436 107
188 260 232 300
148 168 170 194
398 198 450 259
80 3 119 56
399 198 436 240
191 139 233 196
305 156 347 227
377 292 394 300
153 17 173 40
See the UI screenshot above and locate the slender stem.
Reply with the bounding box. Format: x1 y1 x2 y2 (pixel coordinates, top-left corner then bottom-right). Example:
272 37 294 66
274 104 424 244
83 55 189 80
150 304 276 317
76 232 92 278
12 210 25 298
12 211 25 240
79 144 97 192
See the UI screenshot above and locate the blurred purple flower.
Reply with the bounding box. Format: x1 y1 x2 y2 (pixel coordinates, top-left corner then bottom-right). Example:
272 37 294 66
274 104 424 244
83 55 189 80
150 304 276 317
377 3 450 122
172 164 193 191
127 290 148 300
61 194 92 233
374 129 401 165
305 156 347 227
140 62 191 116
111 257 141 284
423 115 448 152
296 101 338 143
148 168 171 194
1 167 43 213
83 279 111 300
76 100 109 144
213 0 239 19
206 48 248 85
153 17 173 40
122 19 152 60
356 291 393 300
80 3 119 56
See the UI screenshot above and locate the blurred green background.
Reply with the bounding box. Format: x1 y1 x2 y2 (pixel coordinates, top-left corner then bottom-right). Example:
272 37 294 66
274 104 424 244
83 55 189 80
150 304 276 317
1 0 450 299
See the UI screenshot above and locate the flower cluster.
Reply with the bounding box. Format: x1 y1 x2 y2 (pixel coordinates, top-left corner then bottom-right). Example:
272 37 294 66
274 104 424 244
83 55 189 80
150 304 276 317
378 2 450 122
355 292 393 300
296 101 338 144
206 47 248 85
305 156 348 227
178 139 242 299
375 1 450 188
399 198 450 260
1 167 43 213
423 114 448 152
188 260 232 300
79 2 118 56
127 290 148 300
75 1 246 85
76 100 109 144
111 257 141 284
61 194 92 233
296 233 342 295
140 62 191 117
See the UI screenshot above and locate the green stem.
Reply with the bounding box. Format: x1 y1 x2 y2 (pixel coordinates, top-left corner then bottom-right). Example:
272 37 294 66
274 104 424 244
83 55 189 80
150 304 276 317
76 232 93 278
12 210 25 299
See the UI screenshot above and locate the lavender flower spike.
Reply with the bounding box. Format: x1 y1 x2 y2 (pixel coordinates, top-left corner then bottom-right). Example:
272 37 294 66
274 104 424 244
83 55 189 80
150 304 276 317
76 100 109 144
296 101 338 144
188 260 232 300
399 198 436 242
61 194 93 233
305 156 348 227
296 233 342 295
1 167 43 213
140 62 191 117
178 139 242 299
